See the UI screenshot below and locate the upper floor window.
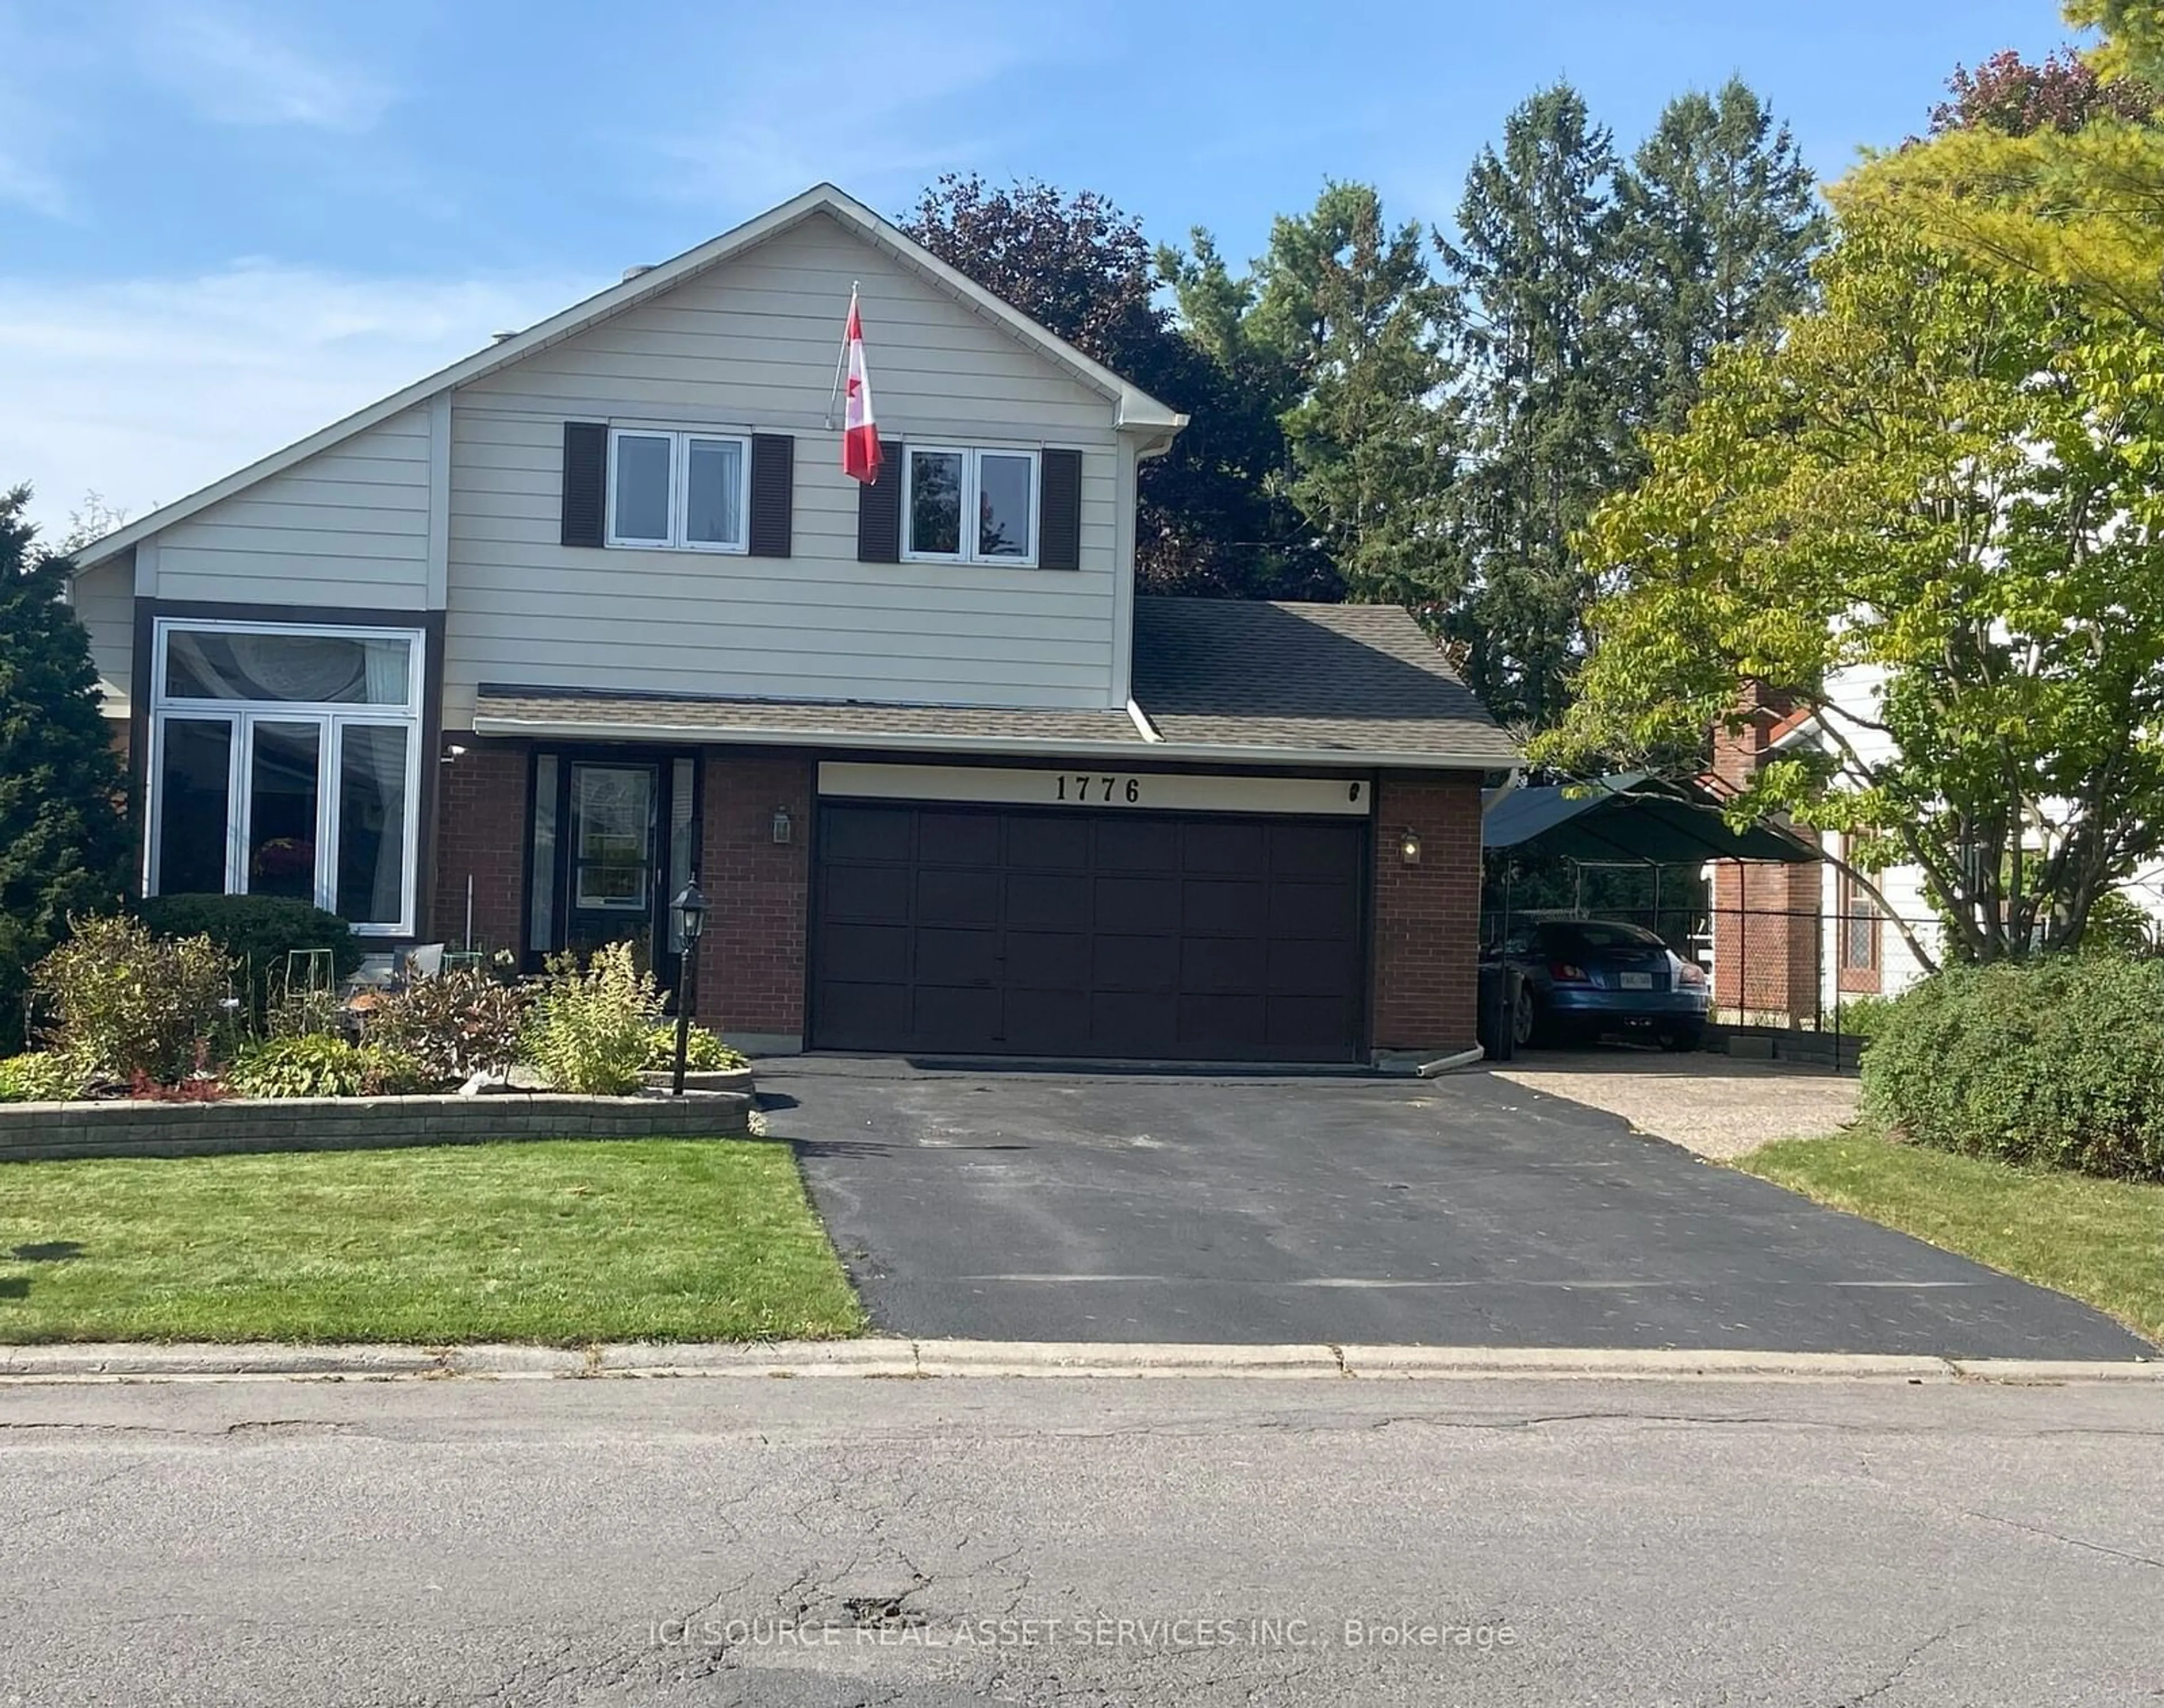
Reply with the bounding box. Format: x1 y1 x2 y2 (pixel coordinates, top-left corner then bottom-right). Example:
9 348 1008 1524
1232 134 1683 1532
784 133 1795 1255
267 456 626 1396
905 446 1039 566
607 428 749 552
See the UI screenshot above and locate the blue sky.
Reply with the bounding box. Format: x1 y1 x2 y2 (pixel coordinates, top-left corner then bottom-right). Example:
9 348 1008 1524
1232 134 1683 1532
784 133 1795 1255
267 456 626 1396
1 0 2077 535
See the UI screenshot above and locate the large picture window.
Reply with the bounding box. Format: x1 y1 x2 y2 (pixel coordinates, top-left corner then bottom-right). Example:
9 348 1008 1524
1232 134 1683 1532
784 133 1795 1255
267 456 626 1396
606 427 749 552
903 446 1039 566
147 620 425 936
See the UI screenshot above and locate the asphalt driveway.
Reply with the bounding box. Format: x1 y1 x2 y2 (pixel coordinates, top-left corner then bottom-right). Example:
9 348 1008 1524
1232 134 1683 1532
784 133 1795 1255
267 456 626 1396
765 1059 2153 1359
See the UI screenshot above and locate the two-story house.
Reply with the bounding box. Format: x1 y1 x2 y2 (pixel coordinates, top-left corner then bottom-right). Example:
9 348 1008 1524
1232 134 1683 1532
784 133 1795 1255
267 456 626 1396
64 184 1515 1065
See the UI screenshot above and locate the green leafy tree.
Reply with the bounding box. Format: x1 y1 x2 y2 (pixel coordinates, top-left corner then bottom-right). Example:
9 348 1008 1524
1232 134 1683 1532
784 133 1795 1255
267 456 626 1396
1836 2 2164 327
901 175 1314 596
1615 78 1825 432
0 487 131 1051
1438 83 1636 726
1532 228 2164 966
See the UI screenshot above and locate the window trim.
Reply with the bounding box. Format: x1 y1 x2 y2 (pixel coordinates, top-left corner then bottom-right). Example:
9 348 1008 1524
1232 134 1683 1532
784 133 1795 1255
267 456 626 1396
145 618 425 937
902 443 1041 569
605 425 751 554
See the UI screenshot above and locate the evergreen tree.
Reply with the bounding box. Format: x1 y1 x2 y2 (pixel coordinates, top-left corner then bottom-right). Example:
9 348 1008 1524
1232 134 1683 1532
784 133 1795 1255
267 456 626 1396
1239 182 1457 607
1615 78 1825 432
0 486 131 1051
1438 83 1634 727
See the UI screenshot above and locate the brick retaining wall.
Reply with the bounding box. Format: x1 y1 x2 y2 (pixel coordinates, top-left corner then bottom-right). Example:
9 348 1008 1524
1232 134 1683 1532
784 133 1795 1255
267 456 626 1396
0 1093 752 1164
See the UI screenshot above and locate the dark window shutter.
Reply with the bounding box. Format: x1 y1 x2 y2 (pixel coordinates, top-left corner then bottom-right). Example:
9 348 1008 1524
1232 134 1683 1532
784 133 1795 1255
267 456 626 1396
1039 449 1083 571
561 421 607 548
856 441 902 563
747 434 793 557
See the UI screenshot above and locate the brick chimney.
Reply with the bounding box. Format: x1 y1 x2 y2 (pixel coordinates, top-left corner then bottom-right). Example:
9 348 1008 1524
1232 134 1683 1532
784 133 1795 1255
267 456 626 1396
1709 684 1823 1026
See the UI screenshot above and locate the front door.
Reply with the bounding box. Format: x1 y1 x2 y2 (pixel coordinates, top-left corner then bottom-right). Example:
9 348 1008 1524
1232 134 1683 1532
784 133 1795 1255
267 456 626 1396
567 761 659 959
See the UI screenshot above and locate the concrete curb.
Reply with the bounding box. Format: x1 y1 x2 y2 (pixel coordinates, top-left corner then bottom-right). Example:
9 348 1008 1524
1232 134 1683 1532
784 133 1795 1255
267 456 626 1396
0 1339 2154 1386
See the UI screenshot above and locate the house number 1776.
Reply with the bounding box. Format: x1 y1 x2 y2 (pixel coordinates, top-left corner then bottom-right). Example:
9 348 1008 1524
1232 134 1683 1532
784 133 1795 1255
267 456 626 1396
1056 775 1141 804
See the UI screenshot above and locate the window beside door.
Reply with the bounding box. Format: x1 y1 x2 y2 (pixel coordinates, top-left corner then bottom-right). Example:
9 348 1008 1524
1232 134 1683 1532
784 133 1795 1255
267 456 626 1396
146 620 423 935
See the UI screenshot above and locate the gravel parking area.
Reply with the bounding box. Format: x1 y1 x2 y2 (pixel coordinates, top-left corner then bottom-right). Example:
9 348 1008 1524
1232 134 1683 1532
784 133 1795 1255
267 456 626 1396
1489 1049 1861 1160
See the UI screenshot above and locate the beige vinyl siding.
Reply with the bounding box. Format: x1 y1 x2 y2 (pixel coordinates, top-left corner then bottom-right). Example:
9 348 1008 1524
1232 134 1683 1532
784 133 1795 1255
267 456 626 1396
153 409 433 607
71 554 135 716
442 211 1123 726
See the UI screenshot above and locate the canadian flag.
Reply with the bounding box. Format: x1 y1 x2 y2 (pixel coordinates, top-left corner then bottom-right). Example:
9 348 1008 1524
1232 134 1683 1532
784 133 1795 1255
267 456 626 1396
841 291 881 483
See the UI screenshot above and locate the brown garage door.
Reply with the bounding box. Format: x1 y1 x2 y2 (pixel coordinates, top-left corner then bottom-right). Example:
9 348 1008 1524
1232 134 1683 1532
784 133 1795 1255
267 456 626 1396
810 801 1368 1062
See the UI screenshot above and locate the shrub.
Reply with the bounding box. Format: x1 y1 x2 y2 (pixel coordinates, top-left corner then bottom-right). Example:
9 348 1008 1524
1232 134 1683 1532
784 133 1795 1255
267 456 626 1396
30 913 233 1085
1863 955 2164 1181
228 1035 429 1098
522 943 663 1095
1832 992 1897 1042
363 966 528 1088
135 894 362 1019
642 1023 748 1072
0 1051 82 1102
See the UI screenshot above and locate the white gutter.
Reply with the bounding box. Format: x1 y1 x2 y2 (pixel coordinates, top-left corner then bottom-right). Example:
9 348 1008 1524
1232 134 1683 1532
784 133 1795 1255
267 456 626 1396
467 711 1518 773
1125 699 1164 743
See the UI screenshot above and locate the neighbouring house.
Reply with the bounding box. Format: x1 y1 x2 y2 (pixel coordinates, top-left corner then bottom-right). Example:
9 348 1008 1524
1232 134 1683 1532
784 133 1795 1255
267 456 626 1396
63 183 1516 1065
1709 673 2164 1023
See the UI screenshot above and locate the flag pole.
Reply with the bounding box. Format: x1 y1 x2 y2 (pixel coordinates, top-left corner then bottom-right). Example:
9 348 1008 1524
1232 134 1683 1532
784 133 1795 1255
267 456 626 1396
826 283 858 431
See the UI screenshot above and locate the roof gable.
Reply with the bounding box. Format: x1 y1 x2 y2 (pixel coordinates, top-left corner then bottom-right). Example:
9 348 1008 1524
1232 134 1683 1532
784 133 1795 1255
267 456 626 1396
73 183 1183 570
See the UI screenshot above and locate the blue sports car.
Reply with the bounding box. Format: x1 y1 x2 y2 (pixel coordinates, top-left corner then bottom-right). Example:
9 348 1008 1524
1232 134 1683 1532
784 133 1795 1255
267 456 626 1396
1490 918 1710 1052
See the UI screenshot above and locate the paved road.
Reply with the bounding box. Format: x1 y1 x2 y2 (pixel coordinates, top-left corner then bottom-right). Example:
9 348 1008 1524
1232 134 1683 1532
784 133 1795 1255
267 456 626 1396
771 1059 2150 1357
2 1373 2160 1706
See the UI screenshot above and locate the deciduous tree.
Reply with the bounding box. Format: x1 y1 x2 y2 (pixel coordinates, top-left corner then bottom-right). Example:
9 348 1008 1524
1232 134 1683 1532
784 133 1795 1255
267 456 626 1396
1531 230 2164 965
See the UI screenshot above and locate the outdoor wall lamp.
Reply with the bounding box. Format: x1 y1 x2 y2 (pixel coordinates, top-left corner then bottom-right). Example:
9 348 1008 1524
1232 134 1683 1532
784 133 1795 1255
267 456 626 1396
1400 828 1422 866
668 881 709 1097
771 807 793 845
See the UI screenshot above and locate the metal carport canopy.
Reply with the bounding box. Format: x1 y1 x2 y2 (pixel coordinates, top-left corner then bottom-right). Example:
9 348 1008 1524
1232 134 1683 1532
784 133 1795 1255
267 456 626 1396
1482 776 1820 866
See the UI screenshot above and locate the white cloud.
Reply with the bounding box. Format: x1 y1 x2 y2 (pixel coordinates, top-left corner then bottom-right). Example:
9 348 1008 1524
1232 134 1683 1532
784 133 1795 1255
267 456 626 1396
0 264 586 536
134 5 394 132
647 16 1070 211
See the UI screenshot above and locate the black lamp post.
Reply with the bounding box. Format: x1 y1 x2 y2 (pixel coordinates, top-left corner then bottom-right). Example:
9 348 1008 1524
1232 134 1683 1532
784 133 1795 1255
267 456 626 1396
669 881 709 1097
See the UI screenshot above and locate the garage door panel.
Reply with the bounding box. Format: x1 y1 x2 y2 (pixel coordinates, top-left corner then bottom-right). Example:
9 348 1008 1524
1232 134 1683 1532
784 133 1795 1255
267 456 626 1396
1182 935 1268 995
1005 816 1092 870
822 806 913 864
1094 818 1179 871
1269 938 1359 996
918 811 1001 866
814 800 1368 1062
1095 875 1180 933
915 926 1001 986
917 868 1000 926
824 864 912 923
1269 995 1360 1052
1269 879 1360 938
817 922 910 983
816 981 913 1048
1094 934 1178 992
1182 822 1268 875
1006 872 1093 929
1005 929 1090 989
1182 878 1269 935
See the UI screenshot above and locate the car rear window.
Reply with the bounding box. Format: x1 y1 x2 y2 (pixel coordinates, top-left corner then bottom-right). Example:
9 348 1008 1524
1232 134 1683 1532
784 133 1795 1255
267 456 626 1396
1542 921 1668 951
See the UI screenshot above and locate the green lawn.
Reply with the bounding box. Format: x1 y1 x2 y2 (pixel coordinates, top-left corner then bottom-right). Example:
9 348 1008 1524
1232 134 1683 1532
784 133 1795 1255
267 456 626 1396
1741 1131 2164 1347
0 1139 864 1345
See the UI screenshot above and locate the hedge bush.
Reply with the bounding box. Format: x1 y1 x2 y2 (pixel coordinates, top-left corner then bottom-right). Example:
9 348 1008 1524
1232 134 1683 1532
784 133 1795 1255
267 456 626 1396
31 913 233 1085
1862 955 2164 1182
523 943 663 1095
135 894 362 1016
642 1023 748 1072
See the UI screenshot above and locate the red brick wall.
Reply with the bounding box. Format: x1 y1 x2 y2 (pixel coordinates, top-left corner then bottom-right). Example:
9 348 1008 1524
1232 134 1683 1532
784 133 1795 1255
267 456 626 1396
431 744 527 954
1708 684 1822 1022
693 751 813 1039
1370 773 1484 1052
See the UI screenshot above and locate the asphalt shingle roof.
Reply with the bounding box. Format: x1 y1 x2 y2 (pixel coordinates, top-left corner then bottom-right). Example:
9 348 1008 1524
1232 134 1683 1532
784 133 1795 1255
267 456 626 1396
1130 597 1517 764
474 598 1516 769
